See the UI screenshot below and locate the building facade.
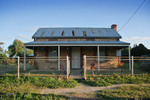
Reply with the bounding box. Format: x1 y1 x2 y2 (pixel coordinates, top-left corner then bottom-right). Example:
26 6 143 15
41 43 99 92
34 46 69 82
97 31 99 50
24 24 130 71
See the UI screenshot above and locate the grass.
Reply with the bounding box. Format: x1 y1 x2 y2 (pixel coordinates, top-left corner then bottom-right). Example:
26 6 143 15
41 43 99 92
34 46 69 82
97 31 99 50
82 74 150 87
0 76 78 93
97 85 150 99
0 93 68 100
0 76 77 99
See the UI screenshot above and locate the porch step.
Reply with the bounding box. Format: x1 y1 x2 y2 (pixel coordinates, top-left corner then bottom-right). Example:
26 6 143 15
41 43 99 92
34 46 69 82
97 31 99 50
69 70 83 79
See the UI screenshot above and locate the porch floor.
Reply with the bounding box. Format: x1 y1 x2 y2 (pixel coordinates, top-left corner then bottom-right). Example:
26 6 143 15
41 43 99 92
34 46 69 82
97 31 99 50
69 69 82 79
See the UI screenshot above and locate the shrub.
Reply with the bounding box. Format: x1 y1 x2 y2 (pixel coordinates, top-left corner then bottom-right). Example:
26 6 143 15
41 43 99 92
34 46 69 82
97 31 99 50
140 62 150 72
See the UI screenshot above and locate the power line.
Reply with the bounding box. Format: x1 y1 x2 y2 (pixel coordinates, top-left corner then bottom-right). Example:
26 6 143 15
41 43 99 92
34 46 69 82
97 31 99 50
118 0 146 32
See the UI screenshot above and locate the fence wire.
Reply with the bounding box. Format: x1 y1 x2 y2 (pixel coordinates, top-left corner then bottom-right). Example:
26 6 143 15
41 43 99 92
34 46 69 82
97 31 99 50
85 56 150 76
0 57 70 78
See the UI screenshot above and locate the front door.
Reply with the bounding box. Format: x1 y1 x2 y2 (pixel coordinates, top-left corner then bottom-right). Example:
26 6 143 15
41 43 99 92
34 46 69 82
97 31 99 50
72 47 80 69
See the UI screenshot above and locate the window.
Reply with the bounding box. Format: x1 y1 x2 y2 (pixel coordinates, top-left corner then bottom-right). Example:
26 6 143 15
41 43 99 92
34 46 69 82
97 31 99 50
49 47 57 61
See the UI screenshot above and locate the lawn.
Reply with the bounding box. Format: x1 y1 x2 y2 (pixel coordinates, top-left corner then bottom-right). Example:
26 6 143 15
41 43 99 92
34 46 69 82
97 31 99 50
0 76 78 92
97 85 150 99
0 76 78 99
0 93 68 100
82 74 150 86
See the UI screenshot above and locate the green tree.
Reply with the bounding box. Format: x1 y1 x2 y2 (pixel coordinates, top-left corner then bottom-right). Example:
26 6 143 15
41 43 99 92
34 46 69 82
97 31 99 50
0 42 4 52
131 43 149 56
8 39 33 57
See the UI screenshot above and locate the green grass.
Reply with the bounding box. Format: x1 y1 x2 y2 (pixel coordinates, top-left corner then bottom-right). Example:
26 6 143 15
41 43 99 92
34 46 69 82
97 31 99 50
82 74 150 87
0 76 77 99
0 93 68 100
97 85 150 99
0 76 78 94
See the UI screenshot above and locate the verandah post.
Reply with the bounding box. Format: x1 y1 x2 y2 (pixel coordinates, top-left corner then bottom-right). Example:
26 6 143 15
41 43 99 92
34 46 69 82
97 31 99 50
18 56 20 78
66 56 69 79
97 46 100 71
84 55 86 80
58 46 60 71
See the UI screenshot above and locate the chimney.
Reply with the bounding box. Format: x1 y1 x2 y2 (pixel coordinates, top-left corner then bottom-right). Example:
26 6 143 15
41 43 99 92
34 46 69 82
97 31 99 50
111 24 117 31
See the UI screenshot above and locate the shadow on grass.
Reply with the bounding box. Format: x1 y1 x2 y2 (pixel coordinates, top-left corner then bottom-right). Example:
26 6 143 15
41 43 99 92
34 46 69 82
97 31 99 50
0 93 68 99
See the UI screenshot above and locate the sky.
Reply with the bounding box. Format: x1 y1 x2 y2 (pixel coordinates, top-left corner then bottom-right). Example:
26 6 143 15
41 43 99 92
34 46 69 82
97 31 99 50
0 0 150 50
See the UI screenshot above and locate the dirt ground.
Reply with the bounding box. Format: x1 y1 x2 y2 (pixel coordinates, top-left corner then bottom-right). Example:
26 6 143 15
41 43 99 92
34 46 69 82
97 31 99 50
40 83 150 100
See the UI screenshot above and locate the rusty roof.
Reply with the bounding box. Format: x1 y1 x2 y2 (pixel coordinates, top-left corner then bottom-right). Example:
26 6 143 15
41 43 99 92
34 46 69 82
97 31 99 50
32 28 122 38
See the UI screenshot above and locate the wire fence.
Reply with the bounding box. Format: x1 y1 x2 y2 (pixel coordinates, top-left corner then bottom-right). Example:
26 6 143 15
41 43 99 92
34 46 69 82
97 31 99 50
0 56 150 79
0 56 70 79
83 56 150 79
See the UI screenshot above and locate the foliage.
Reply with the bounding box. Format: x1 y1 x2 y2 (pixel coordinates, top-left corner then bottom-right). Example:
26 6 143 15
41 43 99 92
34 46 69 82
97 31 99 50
0 42 4 52
140 61 150 72
82 74 150 87
8 39 33 57
0 93 67 100
131 43 149 56
97 85 150 99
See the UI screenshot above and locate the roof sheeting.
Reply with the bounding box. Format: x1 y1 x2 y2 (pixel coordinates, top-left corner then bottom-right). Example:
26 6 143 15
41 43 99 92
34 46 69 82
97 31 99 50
24 41 130 46
32 28 122 38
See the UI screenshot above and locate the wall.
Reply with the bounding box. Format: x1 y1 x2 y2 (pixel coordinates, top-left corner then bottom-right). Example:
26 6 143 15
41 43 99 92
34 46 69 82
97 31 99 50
34 47 58 70
34 46 121 70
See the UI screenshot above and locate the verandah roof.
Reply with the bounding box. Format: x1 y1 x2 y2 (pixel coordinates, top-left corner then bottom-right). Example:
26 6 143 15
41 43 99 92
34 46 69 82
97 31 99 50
24 41 130 47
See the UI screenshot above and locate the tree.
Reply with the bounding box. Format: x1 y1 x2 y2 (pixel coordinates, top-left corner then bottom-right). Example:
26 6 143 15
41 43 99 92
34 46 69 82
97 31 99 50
131 43 149 56
8 39 33 57
0 42 4 52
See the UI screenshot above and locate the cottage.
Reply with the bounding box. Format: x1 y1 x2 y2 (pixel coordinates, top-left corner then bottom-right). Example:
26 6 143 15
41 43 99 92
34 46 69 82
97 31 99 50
24 24 130 71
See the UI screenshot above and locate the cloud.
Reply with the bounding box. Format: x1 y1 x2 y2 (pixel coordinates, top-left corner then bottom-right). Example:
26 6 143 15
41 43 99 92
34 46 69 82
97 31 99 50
123 36 150 42
122 36 150 49
17 35 32 41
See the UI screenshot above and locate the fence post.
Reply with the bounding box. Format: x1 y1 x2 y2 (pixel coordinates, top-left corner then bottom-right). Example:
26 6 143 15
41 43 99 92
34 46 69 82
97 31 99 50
18 56 20 78
132 56 134 76
84 55 86 80
66 56 69 79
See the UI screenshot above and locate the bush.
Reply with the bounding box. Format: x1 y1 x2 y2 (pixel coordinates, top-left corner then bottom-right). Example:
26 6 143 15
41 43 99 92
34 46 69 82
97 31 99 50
140 62 150 72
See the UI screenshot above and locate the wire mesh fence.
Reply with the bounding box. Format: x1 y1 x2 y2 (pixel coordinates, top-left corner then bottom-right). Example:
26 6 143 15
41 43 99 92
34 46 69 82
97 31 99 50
84 56 150 79
0 56 70 78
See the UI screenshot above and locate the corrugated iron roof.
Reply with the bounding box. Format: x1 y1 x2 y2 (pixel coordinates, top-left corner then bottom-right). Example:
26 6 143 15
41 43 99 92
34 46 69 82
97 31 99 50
24 41 130 46
32 28 122 38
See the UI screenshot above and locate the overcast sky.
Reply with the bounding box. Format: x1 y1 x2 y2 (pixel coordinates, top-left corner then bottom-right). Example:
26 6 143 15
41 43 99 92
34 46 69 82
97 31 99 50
0 0 150 50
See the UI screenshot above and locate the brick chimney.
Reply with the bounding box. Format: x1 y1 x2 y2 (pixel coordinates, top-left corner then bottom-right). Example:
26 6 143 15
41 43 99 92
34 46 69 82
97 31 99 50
111 24 117 31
